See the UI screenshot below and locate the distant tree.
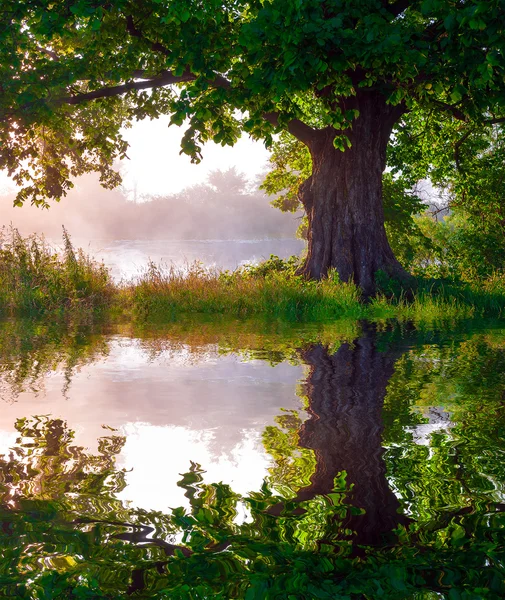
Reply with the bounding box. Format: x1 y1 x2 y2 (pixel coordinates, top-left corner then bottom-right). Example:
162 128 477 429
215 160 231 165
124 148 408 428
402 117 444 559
1 1 505 293
206 167 248 195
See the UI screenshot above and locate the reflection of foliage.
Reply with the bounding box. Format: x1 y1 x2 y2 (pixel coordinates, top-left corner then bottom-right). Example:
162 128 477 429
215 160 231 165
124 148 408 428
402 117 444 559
0 402 504 599
0 317 359 403
384 336 505 527
0 319 109 401
1 326 505 597
262 409 316 498
0 416 133 597
123 317 359 366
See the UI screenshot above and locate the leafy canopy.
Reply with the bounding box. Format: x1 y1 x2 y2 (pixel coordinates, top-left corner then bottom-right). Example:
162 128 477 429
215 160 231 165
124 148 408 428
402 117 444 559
1 0 505 206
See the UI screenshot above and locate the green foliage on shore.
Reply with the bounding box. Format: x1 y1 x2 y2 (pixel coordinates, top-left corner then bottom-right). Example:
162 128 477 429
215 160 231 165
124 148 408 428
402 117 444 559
0 227 113 315
127 257 363 321
1 228 505 323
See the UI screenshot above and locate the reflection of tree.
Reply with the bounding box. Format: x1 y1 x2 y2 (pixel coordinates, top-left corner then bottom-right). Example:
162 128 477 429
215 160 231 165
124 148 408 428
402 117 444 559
264 325 410 548
1 326 505 597
0 401 504 599
295 328 410 547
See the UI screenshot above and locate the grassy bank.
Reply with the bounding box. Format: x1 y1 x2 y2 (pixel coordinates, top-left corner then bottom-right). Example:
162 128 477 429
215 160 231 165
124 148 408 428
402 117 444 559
1 228 504 324
0 227 113 316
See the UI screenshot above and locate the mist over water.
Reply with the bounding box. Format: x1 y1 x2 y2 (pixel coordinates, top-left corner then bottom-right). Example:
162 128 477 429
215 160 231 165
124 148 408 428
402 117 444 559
84 239 305 281
0 168 300 241
0 168 304 277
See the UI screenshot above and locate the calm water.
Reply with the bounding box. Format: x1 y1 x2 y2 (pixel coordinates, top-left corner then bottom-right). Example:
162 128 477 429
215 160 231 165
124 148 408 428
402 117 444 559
71 238 306 280
0 318 504 598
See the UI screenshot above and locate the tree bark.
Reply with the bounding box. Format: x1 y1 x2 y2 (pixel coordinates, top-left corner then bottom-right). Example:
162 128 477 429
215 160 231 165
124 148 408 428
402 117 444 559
298 92 408 296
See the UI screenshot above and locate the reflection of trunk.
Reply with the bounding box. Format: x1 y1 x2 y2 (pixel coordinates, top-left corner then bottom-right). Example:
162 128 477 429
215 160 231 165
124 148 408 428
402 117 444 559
297 92 408 295
296 324 409 547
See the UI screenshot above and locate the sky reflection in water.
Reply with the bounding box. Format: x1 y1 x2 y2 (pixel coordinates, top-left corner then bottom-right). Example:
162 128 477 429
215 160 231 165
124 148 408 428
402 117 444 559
0 335 304 511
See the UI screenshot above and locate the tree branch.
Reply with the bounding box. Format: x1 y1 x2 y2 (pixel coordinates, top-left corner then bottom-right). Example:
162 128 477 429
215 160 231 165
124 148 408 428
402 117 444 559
432 100 468 122
37 46 60 61
126 15 171 57
61 75 314 145
484 117 505 125
121 15 316 143
263 112 318 145
60 3 315 146
60 71 196 105
71 14 308 144
454 128 474 169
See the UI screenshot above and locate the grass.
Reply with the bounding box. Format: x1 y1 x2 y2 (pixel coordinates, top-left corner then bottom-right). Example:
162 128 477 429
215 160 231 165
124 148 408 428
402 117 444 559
1 227 504 324
123 259 364 321
0 226 113 317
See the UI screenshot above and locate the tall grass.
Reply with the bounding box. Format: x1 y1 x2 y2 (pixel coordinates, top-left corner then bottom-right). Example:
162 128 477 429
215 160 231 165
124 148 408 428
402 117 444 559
0 227 113 316
126 256 505 324
124 260 364 321
1 230 504 324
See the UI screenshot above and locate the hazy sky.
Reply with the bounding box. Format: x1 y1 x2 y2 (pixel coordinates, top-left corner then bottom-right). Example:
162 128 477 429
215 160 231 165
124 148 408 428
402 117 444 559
121 117 270 196
0 116 270 198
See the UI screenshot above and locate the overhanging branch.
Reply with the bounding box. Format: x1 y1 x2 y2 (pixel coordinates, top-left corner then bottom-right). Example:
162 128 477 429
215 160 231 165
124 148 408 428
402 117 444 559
432 100 468 122
60 73 314 144
263 112 318 145
122 13 313 142
60 71 196 105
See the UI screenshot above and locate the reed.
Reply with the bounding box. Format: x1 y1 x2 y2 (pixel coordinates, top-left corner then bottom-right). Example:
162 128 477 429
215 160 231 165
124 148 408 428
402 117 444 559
123 260 364 321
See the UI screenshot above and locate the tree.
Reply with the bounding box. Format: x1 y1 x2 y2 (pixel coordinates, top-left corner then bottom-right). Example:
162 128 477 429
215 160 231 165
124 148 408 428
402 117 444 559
2 1 505 293
261 131 430 264
206 166 248 195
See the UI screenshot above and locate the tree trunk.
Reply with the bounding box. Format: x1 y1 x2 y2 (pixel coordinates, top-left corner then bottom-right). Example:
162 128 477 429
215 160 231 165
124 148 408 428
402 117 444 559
298 92 408 296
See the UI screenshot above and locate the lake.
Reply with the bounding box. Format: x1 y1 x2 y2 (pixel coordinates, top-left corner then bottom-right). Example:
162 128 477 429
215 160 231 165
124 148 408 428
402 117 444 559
1 318 504 597
70 238 306 281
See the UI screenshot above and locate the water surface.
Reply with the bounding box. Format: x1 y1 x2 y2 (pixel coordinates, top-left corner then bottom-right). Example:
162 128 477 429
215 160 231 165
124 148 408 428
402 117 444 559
70 238 306 280
0 319 504 598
